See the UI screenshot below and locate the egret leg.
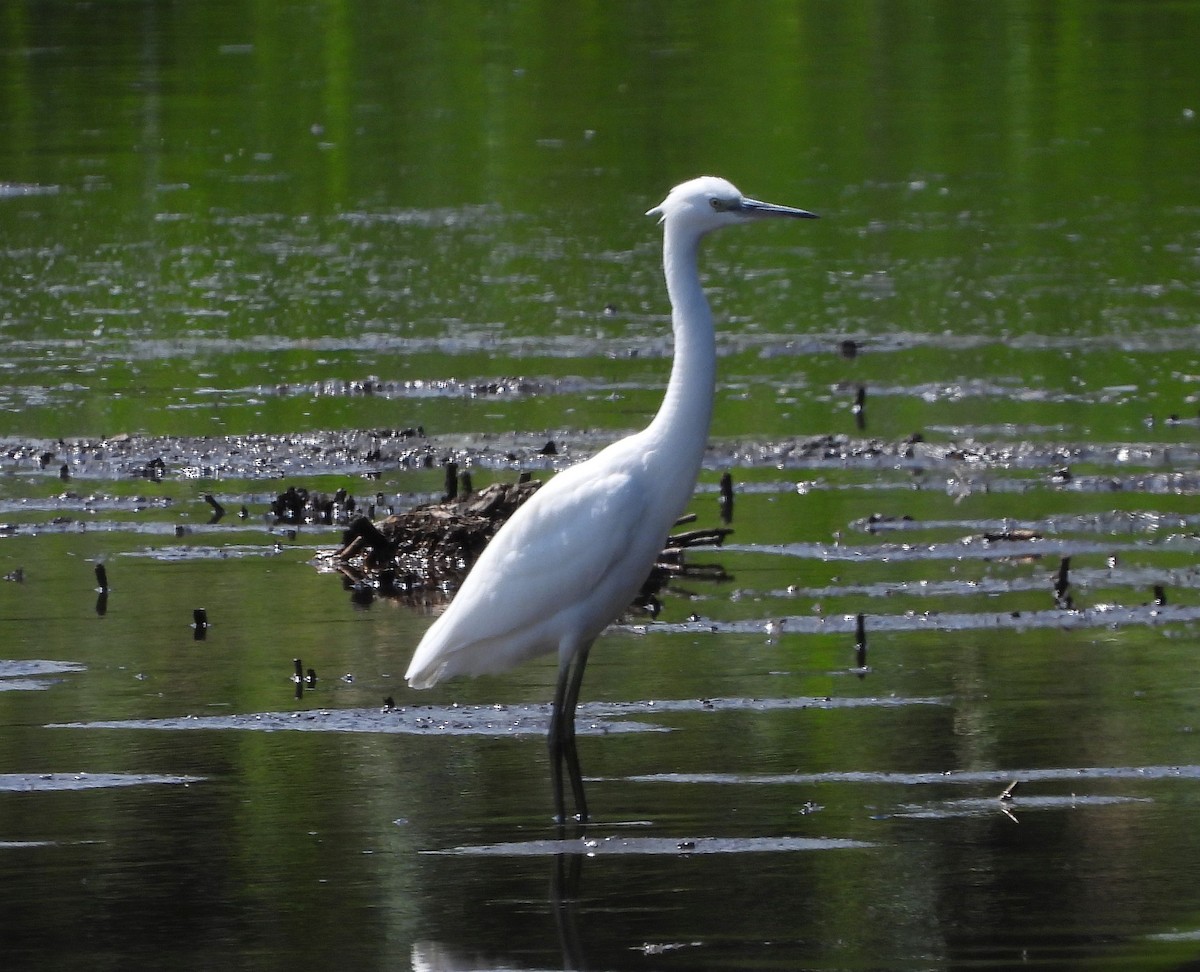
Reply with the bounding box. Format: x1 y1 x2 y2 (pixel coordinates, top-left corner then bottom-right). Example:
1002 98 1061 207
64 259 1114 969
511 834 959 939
562 641 592 821
548 656 572 824
549 641 592 824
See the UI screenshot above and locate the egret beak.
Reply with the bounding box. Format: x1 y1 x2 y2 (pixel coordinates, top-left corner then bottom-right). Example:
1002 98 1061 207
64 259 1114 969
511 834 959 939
738 197 819 220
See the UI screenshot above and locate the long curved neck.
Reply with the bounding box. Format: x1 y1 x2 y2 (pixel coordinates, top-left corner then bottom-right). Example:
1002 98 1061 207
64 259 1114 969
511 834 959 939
646 225 716 474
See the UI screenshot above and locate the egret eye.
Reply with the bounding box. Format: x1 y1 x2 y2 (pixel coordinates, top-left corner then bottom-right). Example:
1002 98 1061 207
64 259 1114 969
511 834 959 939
709 197 725 211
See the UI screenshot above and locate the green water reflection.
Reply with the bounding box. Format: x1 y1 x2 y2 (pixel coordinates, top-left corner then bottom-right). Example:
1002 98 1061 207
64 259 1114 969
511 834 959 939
3 1 1200 969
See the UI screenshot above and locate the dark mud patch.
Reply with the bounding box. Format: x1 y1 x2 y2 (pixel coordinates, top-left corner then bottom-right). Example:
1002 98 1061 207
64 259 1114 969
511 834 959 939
122 542 299 562
0 772 202 792
50 694 944 737
425 834 873 857
579 695 947 716
7 430 1198 483
629 765 1198 822
891 794 1152 820
646 601 1200 638
0 494 174 517
630 764 1200 787
0 429 573 482
712 436 1200 477
52 704 655 737
777 566 1196 602
0 520 311 543
725 537 1175 564
264 374 563 402
854 510 1200 538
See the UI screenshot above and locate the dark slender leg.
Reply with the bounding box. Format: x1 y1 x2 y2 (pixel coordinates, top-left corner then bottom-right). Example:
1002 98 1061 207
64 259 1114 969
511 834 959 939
549 659 572 824
548 642 593 824
562 642 591 822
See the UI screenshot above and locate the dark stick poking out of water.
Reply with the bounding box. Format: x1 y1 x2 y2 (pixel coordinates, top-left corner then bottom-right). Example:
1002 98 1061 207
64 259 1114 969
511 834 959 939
193 608 208 641
1054 556 1072 609
94 564 109 616
719 471 734 524
854 613 868 673
204 493 226 522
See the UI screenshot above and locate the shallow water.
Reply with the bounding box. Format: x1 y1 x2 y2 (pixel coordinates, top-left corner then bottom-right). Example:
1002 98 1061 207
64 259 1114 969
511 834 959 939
3 2 1200 969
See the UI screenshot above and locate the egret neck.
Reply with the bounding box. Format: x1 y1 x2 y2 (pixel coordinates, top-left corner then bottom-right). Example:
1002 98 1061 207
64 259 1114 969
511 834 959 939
645 227 716 487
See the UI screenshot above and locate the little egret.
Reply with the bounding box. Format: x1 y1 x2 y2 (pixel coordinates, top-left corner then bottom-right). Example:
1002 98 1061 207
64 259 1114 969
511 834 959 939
405 176 817 821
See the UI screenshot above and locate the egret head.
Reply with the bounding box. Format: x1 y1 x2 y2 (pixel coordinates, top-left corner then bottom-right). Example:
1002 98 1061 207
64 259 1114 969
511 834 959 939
647 176 817 233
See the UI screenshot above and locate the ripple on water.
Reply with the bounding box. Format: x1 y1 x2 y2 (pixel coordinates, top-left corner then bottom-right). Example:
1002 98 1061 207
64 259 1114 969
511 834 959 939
890 794 1153 820
628 764 1200 787
0 772 203 792
0 660 85 692
48 694 945 737
424 834 874 857
0 660 86 678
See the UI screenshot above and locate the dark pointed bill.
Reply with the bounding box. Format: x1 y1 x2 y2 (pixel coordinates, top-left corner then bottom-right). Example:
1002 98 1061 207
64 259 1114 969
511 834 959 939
738 197 819 219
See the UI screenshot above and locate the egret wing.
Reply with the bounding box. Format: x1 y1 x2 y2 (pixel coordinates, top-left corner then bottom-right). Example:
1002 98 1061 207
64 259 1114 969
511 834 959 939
406 460 653 685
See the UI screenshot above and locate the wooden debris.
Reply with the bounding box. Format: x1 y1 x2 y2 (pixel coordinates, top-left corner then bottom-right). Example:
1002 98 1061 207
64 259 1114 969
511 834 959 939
719 471 734 524
327 479 545 596
981 529 1042 543
322 476 731 606
270 485 360 526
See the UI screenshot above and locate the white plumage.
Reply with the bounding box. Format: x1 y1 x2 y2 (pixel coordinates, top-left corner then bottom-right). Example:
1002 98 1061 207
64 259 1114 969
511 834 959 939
405 176 817 821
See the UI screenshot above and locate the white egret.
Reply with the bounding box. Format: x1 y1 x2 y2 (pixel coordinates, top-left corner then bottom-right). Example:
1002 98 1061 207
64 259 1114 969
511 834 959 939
405 176 817 821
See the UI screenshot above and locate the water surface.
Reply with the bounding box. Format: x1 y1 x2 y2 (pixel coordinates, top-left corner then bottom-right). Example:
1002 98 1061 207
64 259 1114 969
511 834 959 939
3 2 1200 969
